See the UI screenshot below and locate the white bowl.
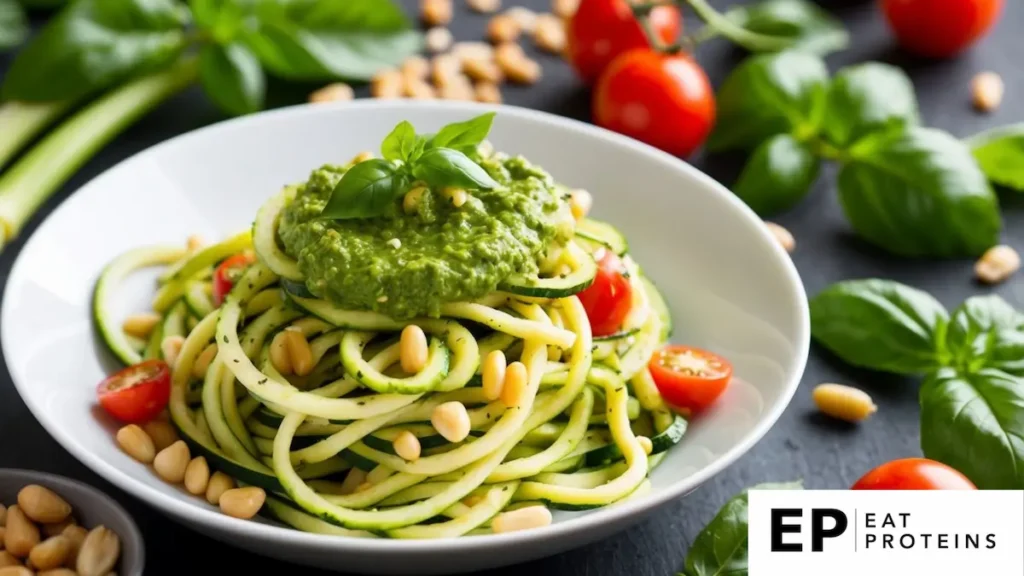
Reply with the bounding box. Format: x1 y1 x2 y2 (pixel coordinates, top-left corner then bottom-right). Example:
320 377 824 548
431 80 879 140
2 101 809 574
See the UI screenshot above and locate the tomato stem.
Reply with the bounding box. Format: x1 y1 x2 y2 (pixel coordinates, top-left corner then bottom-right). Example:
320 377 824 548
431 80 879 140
631 2 689 54
680 0 793 52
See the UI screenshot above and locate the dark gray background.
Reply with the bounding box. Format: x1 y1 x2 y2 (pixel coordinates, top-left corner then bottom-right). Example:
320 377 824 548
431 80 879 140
1 1 1021 574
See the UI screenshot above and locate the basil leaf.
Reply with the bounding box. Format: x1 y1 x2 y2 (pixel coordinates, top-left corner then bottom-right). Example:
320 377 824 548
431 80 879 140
724 0 848 56
682 481 802 576
945 295 1024 370
199 42 264 116
707 50 829 152
429 112 496 154
320 159 403 220
0 0 27 50
733 133 819 216
966 123 1024 192
190 0 247 44
809 279 950 374
920 367 1024 489
2 0 189 101
412 148 500 191
823 63 920 149
838 127 1000 257
242 0 421 81
380 120 417 162
985 329 1024 377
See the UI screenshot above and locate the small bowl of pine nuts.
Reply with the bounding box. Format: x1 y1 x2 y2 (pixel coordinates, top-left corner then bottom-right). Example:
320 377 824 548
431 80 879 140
0 469 144 576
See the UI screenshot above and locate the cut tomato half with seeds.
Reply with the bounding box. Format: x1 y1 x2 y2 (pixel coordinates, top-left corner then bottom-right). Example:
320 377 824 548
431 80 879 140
648 344 732 414
96 359 171 423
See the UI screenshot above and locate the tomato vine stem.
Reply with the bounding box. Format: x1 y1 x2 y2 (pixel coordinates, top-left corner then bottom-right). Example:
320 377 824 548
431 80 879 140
632 0 796 54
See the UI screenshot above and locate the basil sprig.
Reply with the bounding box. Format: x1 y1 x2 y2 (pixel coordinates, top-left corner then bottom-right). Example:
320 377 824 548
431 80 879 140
966 123 1024 192
320 113 501 221
722 0 848 56
711 51 1001 258
811 279 1024 489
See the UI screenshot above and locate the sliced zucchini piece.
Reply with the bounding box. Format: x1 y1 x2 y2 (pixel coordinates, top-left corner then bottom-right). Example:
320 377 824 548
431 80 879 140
576 218 628 256
184 280 214 318
585 414 686 466
641 275 672 341
253 185 304 281
500 252 596 298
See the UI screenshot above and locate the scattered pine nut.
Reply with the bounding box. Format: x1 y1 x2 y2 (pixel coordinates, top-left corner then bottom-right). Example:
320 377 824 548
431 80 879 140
463 58 504 83
186 234 205 251
18 486 71 525
421 0 453 26
393 430 422 461
4 506 39 557
387 238 402 249
160 335 185 368
506 6 538 32
568 189 592 221
431 54 463 87
143 419 178 452
474 82 503 104
153 440 190 484
269 331 293 375
467 0 500 13
637 436 653 455
492 505 552 533
184 456 210 496
442 187 469 207
0 552 18 568
28 535 71 571
400 325 429 374
404 186 428 214
534 13 567 54
41 518 74 539
552 0 580 19
191 343 218 380
500 361 529 408
451 42 495 65
219 487 266 520
404 77 437 100
487 13 521 44
401 55 430 80
205 472 235 506
813 383 876 423
115 425 155 464
308 83 354 104
283 329 314 376
370 69 404 99
432 402 472 443
121 313 160 339
425 27 454 53
764 222 795 253
975 244 1020 284
972 71 1003 112
76 526 119 576
496 46 541 84
61 525 86 568
439 77 476 101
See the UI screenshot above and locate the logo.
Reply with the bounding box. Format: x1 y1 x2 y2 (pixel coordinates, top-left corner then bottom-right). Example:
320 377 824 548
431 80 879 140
748 490 1024 575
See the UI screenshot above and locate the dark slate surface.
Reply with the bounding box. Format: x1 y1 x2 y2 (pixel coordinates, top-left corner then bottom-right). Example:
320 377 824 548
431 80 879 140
1 1 1021 574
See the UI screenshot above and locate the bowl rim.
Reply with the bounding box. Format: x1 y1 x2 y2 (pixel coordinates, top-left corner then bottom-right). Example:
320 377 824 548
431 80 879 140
2 99 810 553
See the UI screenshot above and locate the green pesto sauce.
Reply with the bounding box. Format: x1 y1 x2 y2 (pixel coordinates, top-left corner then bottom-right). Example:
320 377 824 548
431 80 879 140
278 153 574 318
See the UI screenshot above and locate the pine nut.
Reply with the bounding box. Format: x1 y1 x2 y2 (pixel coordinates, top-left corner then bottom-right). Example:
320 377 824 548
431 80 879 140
500 361 529 409
38 570 77 576
387 238 402 249
393 430 422 461
116 424 155 464
0 503 6 526
205 472 235 505
184 456 211 495
340 468 368 495
432 402 471 443
482 350 507 401
41 518 74 539
495 42 524 64
972 71 1003 112
121 313 160 339
474 82 503 104
143 419 179 452
269 330 293 375
371 69 404 99
468 0 500 13
401 55 430 80
492 505 552 533
219 487 266 520
496 47 541 84
764 221 795 253
637 436 653 455
568 189 592 221
0 526 4 549
284 329 314 376
351 151 375 164
425 27 453 53
488 13 521 43
0 567 31 576
552 0 579 18
975 244 1020 284
153 440 190 483
0 552 19 567
160 335 185 367
506 7 537 32
432 54 462 87
400 325 429 374
451 42 495 64
534 13 566 54
61 526 86 568
440 187 468 207
463 58 504 83
186 234 205 251
18 486 70 525
404 77 437 100
76 526 119 576
813 383 877 423
29 535 71 571
192 343 218 380
439 77 476 101
403 186 428 215
309 83 354 104
422 0 453 26
3 507 37 558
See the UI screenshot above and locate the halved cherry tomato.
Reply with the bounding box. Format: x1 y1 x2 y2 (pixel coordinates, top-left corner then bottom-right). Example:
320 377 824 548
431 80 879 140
880 0 1003 58
593 49 715 158
648 345 732 413
212 252 256 306
568 0 682 85
96 359 171 423
852 458 977 490
576 249 633 337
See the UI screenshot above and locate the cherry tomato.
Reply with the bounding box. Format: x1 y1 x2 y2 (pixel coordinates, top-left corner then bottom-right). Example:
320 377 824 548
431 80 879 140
880 0 1003 58
593 50 715 158
96 359 172 424
212 252 255 306
852 458 977 490
568 0 682 85
648 345 732 413
576 250 633 337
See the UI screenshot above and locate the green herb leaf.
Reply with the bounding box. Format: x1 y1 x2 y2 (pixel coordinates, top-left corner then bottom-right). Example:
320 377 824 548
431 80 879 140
682 481 802 576
809 279 950 374
320 159 403 220
412 148 500 191
380 120 417 162
733 133 819 215
945 295 1024 370
966 123 1024 192
190 0 246 44
0 0 28 50
984 329 1024 377
429 112 496 154
2 0 190 101
199 42 264 116
242 0 422 82
837 127 1000 257
724 0 848 56
920 367 1024 489
822 63 920 148
707 50 829 152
